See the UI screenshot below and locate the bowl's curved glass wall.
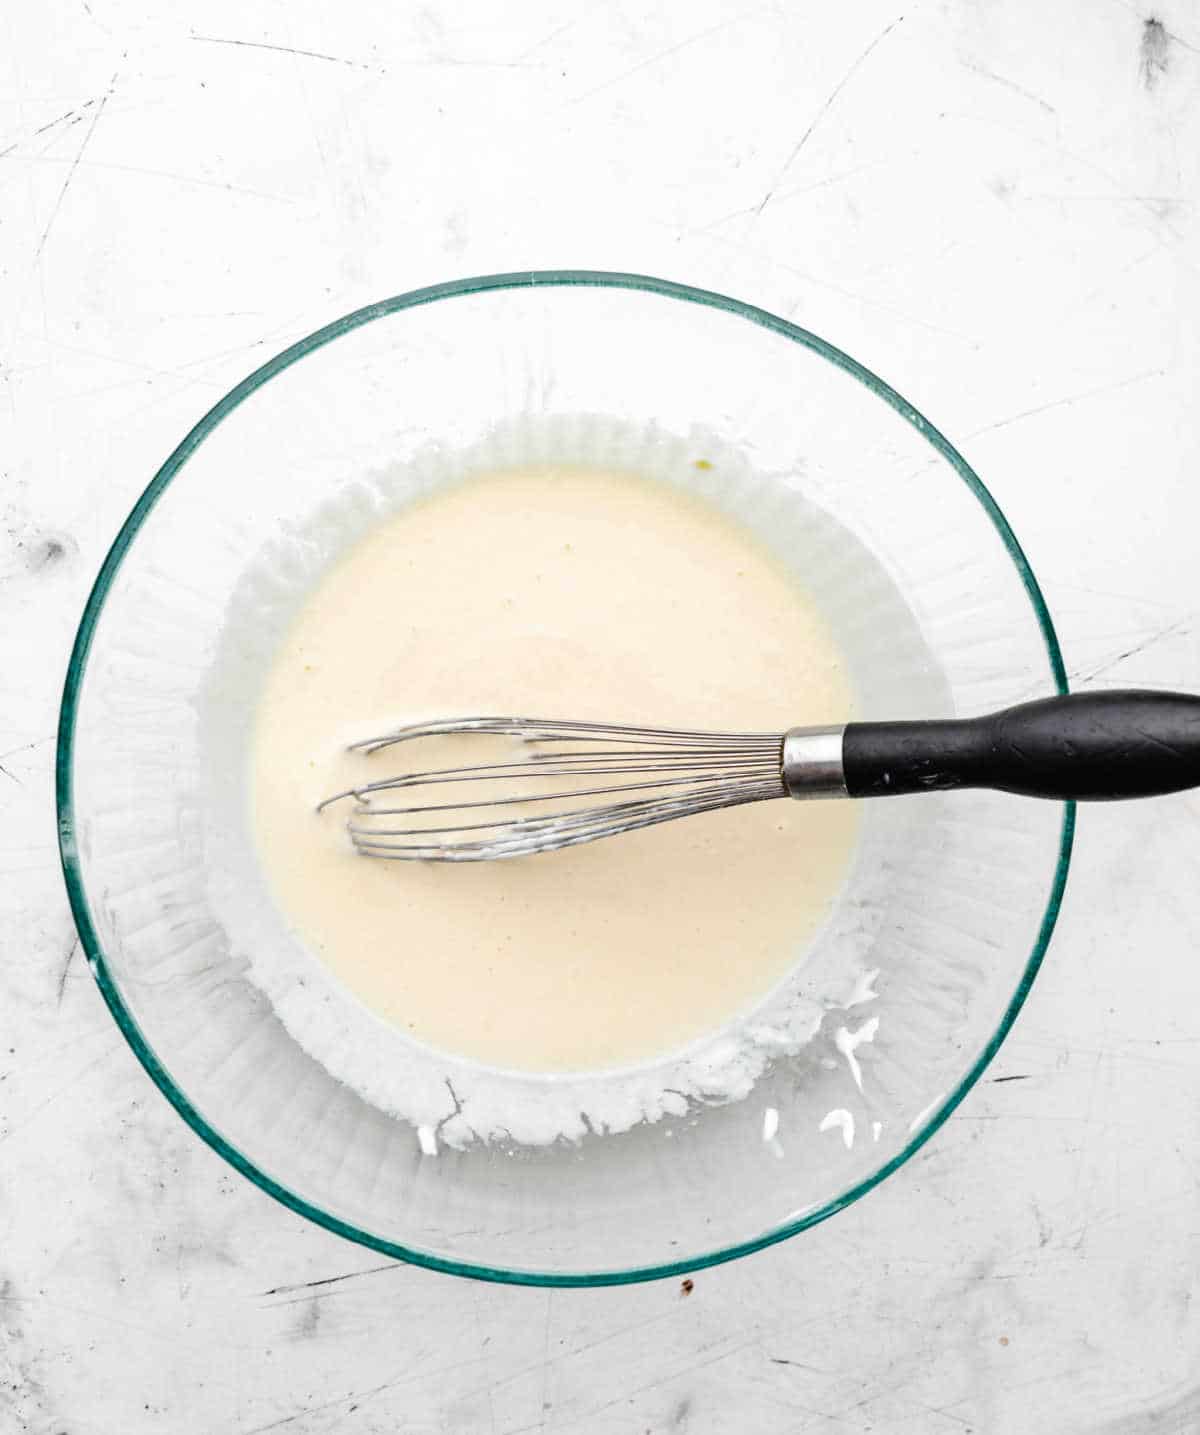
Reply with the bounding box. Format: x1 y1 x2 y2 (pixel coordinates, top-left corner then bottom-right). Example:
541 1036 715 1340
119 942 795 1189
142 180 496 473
59 275 1069 1284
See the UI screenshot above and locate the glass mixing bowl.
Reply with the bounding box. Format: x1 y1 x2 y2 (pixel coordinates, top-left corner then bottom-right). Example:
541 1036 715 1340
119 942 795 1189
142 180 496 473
57 273 1071 1285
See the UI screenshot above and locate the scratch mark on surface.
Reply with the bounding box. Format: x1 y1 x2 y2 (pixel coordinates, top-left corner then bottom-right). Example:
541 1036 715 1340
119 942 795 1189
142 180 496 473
0 762 19 786
570 17 742 103
516 16 582 62
1071 614 1193 685
55 937 79 1006
11 152 294 203
1140 17 1170 88
34 99 96 136
960 58 1056 113
191 33 536 71
267 1289 344 1310
190 33 380 70
240 1405 334 1434
1031 132 1194 248
990 1074 1031 1083
259 1261 399 1297
35 87 109 258
1060 243 1162 316
441 1304 711 1423
917 1398 975 1428
239 1347 495 1432
468 1286 500 1435
238 1367 466 1433
952 105 1197 264
1090 1375 1200 1433
389 57 543 69
755 15 903 214
252 1348 490 1429
1049 577 1176 610
0 1044 122 1145
10 331 218 403
670 222 978 342
0 99 94 157
698 161 878 230
80 0 113 31
965 369 1163 438
1026 190 1188 212
504 1336 761 1435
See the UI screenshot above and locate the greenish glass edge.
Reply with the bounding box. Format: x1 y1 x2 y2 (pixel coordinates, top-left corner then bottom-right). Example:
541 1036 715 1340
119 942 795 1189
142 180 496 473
55 270 1074 1288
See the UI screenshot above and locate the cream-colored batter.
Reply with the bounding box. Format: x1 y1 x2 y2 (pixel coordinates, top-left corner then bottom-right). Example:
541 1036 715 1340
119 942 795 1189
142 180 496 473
252 465 858 1073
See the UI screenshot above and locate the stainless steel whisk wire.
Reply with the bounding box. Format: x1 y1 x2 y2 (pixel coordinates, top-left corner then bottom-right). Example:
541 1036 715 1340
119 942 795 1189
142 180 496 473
317 717 795 861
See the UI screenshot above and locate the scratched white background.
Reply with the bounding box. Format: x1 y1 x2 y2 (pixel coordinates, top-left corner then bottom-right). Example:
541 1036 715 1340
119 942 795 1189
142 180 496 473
3 1 1200 1430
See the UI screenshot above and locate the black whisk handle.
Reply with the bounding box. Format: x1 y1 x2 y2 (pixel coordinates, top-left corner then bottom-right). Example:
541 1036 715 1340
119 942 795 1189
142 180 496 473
842 690 1200 801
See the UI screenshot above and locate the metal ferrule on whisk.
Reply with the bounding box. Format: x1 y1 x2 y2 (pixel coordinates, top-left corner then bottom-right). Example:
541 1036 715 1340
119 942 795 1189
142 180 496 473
780 725 848 799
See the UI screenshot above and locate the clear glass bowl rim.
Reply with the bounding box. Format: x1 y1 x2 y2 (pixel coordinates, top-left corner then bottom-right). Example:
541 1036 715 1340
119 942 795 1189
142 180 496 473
55 270 1075 1287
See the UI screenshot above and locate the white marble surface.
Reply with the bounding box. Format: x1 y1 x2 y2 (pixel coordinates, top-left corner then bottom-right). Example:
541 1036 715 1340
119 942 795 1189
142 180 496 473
3 1 1200 1430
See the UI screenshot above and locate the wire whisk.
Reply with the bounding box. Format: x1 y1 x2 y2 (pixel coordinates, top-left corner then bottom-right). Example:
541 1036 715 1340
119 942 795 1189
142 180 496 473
317 717 796 861
319 691 1200 861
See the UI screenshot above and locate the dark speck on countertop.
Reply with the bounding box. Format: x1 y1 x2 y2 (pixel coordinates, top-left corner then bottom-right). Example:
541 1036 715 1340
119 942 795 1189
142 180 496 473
19 531 79 575
1140 16 1170 89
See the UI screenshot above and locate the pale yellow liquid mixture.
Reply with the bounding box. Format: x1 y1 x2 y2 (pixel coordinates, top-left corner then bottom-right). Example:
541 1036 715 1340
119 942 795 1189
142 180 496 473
252 466 858 1073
